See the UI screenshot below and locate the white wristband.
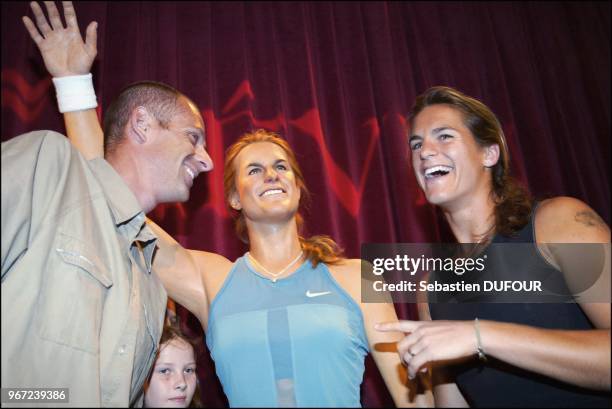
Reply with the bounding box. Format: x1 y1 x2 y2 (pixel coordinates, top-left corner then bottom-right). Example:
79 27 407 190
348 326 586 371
52 74 98 113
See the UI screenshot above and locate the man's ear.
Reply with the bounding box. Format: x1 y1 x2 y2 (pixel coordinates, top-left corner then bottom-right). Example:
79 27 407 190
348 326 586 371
483 143 500 168
128 106 154 144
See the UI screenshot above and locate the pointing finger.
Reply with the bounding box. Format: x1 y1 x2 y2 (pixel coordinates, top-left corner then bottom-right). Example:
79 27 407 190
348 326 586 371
375 320 421 333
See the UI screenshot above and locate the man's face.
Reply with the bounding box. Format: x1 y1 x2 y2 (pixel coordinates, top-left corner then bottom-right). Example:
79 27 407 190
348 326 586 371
144 97 213 204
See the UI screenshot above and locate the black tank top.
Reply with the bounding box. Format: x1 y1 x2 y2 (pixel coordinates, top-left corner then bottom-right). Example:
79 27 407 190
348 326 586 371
428 210 610 407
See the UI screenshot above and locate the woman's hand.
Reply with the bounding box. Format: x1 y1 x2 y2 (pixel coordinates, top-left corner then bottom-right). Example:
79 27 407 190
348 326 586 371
376 320 479 379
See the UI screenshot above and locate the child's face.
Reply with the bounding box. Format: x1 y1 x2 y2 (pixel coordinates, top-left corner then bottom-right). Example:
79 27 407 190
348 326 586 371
144 338 197 408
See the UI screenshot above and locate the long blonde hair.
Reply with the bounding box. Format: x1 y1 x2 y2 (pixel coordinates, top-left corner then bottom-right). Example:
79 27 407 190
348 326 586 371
223 129 343 266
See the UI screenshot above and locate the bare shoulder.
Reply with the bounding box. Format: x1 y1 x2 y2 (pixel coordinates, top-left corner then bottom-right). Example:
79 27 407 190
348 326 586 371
328 258 364 286
535 196 610 243
329 258 362 274
327 258 363 302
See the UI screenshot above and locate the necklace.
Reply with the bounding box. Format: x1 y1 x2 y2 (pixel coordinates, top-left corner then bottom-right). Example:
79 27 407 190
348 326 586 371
246 250 304 283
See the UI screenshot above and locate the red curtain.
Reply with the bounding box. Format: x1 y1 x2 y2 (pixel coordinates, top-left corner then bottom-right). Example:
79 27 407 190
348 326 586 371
2 2 609 407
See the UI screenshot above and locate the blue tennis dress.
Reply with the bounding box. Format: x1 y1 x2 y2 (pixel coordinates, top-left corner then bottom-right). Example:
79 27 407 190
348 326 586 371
206 255 369 407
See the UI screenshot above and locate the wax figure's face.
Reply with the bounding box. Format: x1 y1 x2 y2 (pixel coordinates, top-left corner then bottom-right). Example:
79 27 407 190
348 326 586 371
230 141 301 223
144 338 197 408
409 104 495 208
146 97 212 203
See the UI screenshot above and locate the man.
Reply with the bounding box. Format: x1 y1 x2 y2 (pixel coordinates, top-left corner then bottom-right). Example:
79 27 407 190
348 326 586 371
1 1 213 406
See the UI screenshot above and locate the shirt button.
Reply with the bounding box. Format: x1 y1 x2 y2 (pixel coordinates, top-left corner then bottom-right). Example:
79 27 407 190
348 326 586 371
119 345 126 355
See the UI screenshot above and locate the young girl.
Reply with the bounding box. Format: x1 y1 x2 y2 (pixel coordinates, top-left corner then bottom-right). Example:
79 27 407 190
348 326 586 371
145 324 202 408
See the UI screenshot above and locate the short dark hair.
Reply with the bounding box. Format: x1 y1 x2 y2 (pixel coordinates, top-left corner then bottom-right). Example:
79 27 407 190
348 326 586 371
102 81 187 155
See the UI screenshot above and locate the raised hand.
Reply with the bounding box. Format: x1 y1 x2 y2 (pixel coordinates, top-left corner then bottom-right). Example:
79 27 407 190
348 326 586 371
376 320 479 379
22 1 97 77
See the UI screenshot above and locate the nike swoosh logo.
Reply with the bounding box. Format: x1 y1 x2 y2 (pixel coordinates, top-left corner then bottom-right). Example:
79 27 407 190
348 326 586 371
305 290 332 298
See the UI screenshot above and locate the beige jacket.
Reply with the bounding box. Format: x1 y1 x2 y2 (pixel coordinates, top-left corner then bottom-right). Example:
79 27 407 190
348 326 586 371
1 131 167 407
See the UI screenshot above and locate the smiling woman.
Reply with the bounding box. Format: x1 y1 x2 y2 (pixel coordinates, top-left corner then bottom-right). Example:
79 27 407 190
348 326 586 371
377 86 611 407
225 132 303 242
119 128 431 407
222 130 339 261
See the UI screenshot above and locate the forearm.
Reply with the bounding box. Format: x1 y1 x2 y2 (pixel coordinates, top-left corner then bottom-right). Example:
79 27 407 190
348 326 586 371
433 382 468 408
64 108 104 160
367 303 433 407
481 320 611 390
373 350 433 407
375 351 412 407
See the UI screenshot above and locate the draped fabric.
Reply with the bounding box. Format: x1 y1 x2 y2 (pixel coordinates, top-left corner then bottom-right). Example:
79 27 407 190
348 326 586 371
1 2 609 407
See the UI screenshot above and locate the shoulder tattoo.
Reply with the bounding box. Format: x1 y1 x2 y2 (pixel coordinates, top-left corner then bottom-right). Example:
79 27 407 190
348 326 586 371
574 210 607 229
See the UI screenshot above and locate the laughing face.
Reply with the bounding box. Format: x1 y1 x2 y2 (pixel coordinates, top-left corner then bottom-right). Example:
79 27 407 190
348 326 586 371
145 97 213 203
230 141 301 223
409 104 497 209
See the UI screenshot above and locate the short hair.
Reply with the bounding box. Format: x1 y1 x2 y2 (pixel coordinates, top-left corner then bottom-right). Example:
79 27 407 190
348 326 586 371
102 81 188 155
